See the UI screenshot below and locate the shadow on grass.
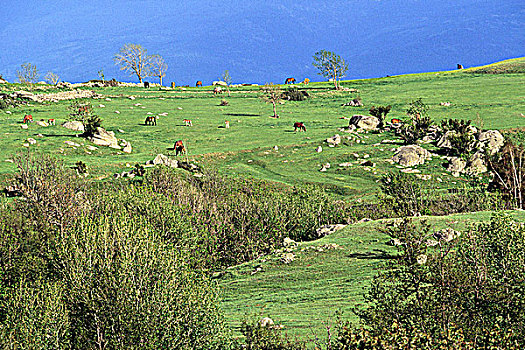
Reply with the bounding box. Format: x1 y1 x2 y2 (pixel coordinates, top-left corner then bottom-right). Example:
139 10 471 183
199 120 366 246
225 113 260 117
347 250 396 260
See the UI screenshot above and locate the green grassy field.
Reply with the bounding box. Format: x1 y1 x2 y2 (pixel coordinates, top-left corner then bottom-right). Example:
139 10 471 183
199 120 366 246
220 210 525 340
1 58 525 342
1 59 524 199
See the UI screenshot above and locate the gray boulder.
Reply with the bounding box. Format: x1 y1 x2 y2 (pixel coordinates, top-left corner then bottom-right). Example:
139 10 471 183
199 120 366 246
447 157 467 177
89 127 119 148
326 134 341 146
153 154 178 168
464 152 487 176
479 130 504 155
392 145 432 167
348 115 379 131
62 121 85 132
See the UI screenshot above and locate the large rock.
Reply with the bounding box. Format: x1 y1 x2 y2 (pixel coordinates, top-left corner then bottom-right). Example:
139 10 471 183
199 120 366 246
436 130 456 149
392 145 432 167
122 141 132 154
212 81 228 86
35 120 49 127
62 121 85 132
464 152 487 176
153 154 178 168
479 130 504 155
348 115 380 131
316 224 347 238
89 127 119 148
326 134 341 146
447 157 467 177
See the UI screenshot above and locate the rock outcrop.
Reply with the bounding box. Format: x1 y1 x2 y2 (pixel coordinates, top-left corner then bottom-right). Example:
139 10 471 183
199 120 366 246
348 115 379 131
392 145 432 167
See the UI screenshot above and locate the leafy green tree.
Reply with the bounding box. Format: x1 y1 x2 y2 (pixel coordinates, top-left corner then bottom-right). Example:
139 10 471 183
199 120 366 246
369 105 392 129
312 50 348 90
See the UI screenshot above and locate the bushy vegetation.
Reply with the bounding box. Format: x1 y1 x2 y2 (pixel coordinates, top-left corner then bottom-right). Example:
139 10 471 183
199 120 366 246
441 118 479 156
369 105 391 129
345 213 525 349
282 88 309 101
397 99 433 144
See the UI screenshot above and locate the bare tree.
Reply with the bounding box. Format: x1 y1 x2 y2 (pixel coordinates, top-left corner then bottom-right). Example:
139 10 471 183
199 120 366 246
44 71 60 85
149 55 168 86
98 69 105 83
260 84 283 118
114 44 152 83
17 63 39 85
312 50 348 90
220 70 232 97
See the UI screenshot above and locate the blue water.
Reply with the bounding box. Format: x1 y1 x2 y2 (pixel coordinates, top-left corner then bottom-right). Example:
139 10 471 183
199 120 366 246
0 0 523 85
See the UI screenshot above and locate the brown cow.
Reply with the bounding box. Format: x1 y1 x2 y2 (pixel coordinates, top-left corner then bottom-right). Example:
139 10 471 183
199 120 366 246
145 116 157 126
48 118 56 125
285 77 296 84
302 78 310 85
183 119 193 126
23 115 33 123
294 122 306 132
196 81 203 87
225 120 230 128
457 64 464 69
174 140 185 156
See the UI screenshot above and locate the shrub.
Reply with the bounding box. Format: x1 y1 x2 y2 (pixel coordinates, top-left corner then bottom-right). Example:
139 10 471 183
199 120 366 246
487 139 525 208
83 114 102 137
220 99 229 106
369 105 391 129
441 119 479 156
354 213 525 348
380 172 426 216
282 88 309 101
235 318 307 350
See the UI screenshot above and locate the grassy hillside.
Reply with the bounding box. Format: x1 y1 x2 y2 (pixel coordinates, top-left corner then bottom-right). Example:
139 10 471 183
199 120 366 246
1 62 524 199
220 211 525 340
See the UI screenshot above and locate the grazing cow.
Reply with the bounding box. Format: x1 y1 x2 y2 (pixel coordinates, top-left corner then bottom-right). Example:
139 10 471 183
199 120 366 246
294 122 306 132
144 81 150 88
302 78 310 85
174 140 185 156
225 120 230 128
196 81 203 87
145 116 157 126
285 77 296 84
391 118 401 125
183 119 193 126
457 64 464 69
48 118 56 125
23 115 33 123
213 86 222 94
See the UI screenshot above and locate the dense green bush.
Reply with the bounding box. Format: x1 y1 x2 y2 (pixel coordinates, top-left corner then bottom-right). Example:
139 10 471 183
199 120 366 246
281 88 309 101
397 98 433 144
441 119 479 156
369 105 391 129
234 318 307 350
352 213 525 348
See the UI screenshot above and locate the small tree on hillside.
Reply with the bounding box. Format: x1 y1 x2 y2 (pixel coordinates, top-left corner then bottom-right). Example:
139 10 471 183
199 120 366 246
312 50 348 90
260 84 282 118
17 63 39 85
44 71 60 86
114 44 152 83
369 105 392 129
150 54 168 86
221 70 232 97
98 69 105 83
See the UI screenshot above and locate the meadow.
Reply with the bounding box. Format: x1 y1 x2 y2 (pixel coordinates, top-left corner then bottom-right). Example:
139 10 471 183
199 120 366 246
1 58 525 346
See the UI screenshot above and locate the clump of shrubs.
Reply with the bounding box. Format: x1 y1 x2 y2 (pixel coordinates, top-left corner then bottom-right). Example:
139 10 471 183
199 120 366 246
397 98 433 144
219 99 229 106
441 118 479 156
369 104 391 129
282 88 309 101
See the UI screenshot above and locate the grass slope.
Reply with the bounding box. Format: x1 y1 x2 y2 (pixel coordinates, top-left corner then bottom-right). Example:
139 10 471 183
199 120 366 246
1 61 524 199
220 211 525 340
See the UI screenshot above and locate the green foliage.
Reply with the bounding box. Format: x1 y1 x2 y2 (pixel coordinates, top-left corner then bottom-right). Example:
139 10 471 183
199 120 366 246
441 118 479 156
406 98 429 118
355 213 525 348
67 101 102 136
487 140 525 209
369 105 391 129
75 160 87 175
84 114 102 137
380 173 425 216
236 318 307 350
282 88 309 101
313 50 349 90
